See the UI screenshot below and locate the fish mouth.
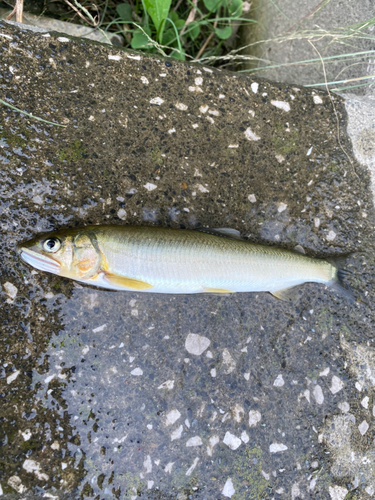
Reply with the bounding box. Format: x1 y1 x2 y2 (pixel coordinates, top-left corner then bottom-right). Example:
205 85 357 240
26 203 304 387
19 247 61 274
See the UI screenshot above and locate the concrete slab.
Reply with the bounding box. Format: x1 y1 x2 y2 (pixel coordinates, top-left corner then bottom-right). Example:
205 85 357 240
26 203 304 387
0 20 375 499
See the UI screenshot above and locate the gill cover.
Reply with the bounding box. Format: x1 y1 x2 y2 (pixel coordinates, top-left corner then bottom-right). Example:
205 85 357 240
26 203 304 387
72 233 101 279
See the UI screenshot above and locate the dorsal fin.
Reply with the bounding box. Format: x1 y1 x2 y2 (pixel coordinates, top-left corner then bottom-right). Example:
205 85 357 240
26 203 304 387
196 228 242 240
293 245 305 255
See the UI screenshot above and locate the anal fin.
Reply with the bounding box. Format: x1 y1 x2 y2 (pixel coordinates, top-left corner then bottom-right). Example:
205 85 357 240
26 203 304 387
104 273 153 290
271 286 301 302
202 287 235 296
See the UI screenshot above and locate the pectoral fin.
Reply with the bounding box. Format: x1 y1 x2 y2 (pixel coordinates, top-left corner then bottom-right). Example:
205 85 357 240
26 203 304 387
271 286 300 302
202 287 234 296
104 274 153 290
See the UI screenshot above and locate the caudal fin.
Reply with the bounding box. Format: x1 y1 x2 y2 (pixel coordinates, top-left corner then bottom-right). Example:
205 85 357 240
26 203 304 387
329 257 355 302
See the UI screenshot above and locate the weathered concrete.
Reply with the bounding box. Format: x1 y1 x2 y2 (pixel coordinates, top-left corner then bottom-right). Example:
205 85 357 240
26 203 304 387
240 0 375 96
0 21 375 500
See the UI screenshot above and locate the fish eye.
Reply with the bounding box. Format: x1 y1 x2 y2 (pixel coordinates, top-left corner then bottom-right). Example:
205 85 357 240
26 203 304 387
43 237 61 253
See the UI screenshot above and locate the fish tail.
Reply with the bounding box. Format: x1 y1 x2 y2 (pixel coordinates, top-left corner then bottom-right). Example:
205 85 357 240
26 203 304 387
328 256 355 302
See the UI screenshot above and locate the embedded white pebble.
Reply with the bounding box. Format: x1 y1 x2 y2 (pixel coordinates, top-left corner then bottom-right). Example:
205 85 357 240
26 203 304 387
261 470 270 480
141 76 149 84
164 462 174 473
199 105 209 113
196 184 210 193
150 97 164 105
88 115 94 121
130 368 143 376
232 404 244 423
82 346 89 355
314 217 320 228
223 432 242 450
361 396 369 409
7 370 20 385
328 485 348 500
244 373 250 381
175 103 188 111
3 282 18 299
166 409 181 426
273 374 284 387
57 37 70 42
313 385 324 405
278 203 287 213
358 420 369 436
222 349 236 374
143 455 152 473
275 154 285 163
207 435 220 456
185 333 210 355
228 144 239 148
326 230 337 241
108 54 121 61
338 401 350 413
244 127 260 141
147 424 153 430
158 380 174 390
241 431 249 443
219 94 225 98
248 109 255 117
355 382 362 391
185 419 190 428
307 146 313 156
192 124 199 129
313 95 323 104
330 376 344 394
188 86 203 93
269 443 288 453
117 209 127 220
248 194 257 203
222 478 235 498
186 436 203 447
251 82 259 93
23 459 49 481
92 324 107 333
209 109 219 116
127 54 141 60
206 350 213 358
210 368 217 378
249 410 261 427
170 425 183 441
168 128 176 134
206 116 215 124
319 367 330 377
271 100 290 112
240 347 247 353
373 405 375 417
147 481 154 489
21 429 32 441
186 457 199 476
195 77 203 85
144 183 157 191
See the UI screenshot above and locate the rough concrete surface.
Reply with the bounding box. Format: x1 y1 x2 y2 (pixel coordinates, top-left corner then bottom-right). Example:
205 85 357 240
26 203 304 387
0 21 375 500
240 0 375 96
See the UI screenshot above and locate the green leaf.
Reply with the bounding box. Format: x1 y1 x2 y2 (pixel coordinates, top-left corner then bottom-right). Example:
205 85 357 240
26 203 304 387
168 10 179 23
170 49 185 60
214 25 232 39
203 0 222 12
143 0 172 40
175 19 185 29
188 22 200 40
116 3 133 22
131 30 150 49
162 27 175 46
227 0 243 16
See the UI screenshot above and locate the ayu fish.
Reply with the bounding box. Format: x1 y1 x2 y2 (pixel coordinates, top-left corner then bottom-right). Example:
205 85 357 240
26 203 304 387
17 225 353 301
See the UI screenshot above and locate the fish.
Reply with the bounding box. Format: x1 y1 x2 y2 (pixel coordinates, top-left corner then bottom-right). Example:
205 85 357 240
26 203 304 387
17 225 353 301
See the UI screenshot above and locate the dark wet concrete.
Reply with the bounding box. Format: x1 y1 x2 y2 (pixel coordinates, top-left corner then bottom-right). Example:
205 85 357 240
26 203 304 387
1 21 375 500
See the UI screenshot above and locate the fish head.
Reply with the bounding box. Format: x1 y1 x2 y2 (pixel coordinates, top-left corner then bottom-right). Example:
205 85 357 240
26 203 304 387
17 228 102 280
